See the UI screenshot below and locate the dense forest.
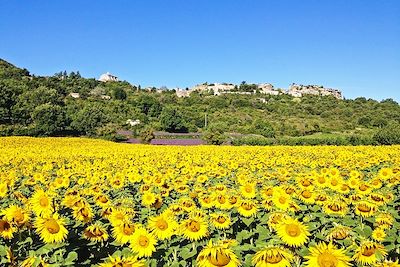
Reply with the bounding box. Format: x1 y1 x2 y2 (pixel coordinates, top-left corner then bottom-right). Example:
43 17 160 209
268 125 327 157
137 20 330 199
1 58 399 145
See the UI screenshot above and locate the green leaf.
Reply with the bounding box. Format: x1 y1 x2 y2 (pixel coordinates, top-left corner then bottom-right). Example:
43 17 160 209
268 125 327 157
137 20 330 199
180 247 197 260
242 217 254 227
64 251 78 265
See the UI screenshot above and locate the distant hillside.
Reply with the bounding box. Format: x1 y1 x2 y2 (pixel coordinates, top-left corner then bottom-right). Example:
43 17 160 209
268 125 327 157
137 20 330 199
0 58 399 145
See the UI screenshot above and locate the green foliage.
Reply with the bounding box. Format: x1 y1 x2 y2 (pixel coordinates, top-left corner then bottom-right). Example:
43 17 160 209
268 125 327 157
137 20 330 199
252 119 275 138
70 103 109 135
111 87 127 100
140 127 155 144
32 104 68 136
202 124 226 145
373 123 400 145
159 107 188 133
1 58 400 144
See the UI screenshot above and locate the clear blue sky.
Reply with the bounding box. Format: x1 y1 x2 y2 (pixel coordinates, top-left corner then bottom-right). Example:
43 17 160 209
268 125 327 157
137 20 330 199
1 0 399 101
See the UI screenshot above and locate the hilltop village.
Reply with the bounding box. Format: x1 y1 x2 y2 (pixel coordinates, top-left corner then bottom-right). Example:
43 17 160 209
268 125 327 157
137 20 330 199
98 72 343 99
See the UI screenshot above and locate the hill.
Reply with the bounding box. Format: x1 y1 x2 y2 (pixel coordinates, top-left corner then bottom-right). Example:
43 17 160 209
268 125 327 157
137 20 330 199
0 58 399 145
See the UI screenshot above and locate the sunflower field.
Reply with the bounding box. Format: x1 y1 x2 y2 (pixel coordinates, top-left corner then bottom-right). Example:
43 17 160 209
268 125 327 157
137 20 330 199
0 137 400 267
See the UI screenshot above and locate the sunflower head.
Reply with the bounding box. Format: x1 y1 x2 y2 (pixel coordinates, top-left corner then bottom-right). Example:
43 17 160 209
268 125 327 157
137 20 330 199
197 240 240 267
305 242 351 267
276 217 310 247
252 246 294 267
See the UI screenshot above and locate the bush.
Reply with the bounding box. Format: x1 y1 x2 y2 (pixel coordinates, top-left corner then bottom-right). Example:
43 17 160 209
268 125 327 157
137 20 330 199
140 127 155 144
232 136 276 146
373 124 400 145
202 126 226 145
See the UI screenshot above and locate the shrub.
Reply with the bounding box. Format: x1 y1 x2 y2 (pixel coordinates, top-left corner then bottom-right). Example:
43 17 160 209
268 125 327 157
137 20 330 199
373 124 400 145
232 136 276 146
202 126 226 145
140 127 155 144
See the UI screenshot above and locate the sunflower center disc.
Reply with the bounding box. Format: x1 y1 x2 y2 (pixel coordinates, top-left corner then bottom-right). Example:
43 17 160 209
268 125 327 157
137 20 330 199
123 224 135 235
0 220 11 231
14 211 24 222
302 191 311 198
45 218 60 234
189 221 200 232
210 252 231 266
318 252 338 267
358 205 371 212
217 216 226 223
138 236 149 247
156 219 168 230
39 197 49 207
362 247 376 257
286 224 300 237
266 254 283 264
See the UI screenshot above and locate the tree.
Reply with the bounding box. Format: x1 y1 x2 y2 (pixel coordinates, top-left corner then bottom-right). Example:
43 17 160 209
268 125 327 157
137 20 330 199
202 124 226 145
139 126 155 144
373 123 400 145
112 87 127 100
32 104 68 135
71 103 109 135
253 119 275 138
159 107 188 133
0 80 24 123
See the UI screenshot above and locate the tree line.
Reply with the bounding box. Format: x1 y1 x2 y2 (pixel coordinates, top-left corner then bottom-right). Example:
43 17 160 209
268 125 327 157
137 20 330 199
1 59 399 145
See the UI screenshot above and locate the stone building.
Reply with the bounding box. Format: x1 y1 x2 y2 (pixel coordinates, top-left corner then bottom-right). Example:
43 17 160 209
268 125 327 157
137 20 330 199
99 72 118 82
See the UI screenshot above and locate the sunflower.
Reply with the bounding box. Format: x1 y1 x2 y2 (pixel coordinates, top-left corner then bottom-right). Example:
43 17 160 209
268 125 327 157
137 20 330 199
272 189 292 211
0 182 8 198
148 213 177 240
369 193 387 206
323 199 348 217
375 212 394 227
214 193 231 210
199 195 215 209
83 223 109 243
141 191 156 207
252 246 294 267
2 205 30 227
315 175 328 187
210 213 231 229
19 256 48 267
95 194 110 207
355 200 377 217
326 225 352 241
356 183 373 195
298 189 315 204
374 260 400 267
327 176 343 191
0 218 17 239
237 200 258 217
378 167 393 181
30 189 53 216
196 240 241 267
304 242 351 267
181 217 208 241
97 255 145 267
276 217 310 247
347 176 360 189
109 208 131 227
267 212 290 231
129 228 157 258
353 240 387 265
35 214 68 243
240 182 257 199
371 227 386 242
72 204 94 223
112 221 137 244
